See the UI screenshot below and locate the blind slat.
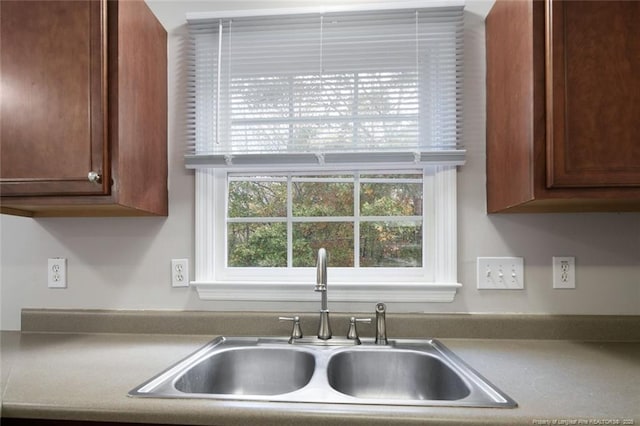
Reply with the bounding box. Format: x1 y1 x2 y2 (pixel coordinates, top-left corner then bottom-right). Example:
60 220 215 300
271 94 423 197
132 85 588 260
186 5 464 169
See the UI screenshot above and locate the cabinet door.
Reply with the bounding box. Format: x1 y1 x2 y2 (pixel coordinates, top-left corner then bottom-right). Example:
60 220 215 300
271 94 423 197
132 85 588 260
0 0 109 196
546 0 640 188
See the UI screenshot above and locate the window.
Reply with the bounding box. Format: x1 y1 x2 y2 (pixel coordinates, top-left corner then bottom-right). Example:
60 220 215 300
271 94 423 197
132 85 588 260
227 171 424 269
186 3 464 306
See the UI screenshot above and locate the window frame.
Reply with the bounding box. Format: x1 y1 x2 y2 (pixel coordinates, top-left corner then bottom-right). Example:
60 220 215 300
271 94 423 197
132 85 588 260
226 171 426 269
187 2 465 308
192 165 461 305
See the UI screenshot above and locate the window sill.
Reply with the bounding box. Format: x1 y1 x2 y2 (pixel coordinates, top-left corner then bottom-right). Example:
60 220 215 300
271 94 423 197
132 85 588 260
190 281 461 303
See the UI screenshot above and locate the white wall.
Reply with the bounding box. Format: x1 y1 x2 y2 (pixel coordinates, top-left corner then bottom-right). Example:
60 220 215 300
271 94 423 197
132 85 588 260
1 1 638 331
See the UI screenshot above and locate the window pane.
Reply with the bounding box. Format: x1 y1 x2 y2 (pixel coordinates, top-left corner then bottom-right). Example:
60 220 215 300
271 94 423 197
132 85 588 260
225 172 427 270
360 222 422 267
228 223 287 267
293 222 354 267
361 182 422 216
292 182 354 217
228 180 287 217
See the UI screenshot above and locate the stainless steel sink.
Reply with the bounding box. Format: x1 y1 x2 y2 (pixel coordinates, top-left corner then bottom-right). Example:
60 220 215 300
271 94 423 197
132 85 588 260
129 337 517 408
327 350 470 401
174 347 315 395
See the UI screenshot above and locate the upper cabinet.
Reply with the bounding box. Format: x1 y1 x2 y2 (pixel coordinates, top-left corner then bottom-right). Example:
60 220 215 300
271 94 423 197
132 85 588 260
0 0 167 217
486 0 640 213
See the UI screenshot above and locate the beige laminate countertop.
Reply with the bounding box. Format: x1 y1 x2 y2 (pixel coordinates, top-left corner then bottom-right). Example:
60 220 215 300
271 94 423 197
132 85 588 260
1 331 638 426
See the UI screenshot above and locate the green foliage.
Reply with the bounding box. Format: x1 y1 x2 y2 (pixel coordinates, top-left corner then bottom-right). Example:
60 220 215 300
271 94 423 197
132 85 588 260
360 183 422 216
293 222 354 267
293 182 353 217
228 181 286 218
228 223 287 267
360 222 422 267
227 174 422 268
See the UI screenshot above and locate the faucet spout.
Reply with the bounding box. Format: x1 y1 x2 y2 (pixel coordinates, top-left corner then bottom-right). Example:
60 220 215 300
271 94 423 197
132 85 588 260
315 249 327 295
314 248 331 340
375 302 388 345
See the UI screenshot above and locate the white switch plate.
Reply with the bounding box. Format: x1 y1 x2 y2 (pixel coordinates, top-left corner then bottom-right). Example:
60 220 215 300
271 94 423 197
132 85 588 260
553 256 575 289
171 259 189 288
477 257 524 289
48 258 67 289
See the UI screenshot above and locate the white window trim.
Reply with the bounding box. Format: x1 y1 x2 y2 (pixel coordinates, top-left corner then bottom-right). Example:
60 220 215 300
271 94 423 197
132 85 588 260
191 165 461 306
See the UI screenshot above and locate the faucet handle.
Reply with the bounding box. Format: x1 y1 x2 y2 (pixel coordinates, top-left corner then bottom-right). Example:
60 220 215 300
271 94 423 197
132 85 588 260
279 316 303 343
347 317 371 344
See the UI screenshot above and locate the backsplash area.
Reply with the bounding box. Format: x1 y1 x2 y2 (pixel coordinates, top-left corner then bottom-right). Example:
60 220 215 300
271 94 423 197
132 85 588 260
19 309 640 342
1 0 639 331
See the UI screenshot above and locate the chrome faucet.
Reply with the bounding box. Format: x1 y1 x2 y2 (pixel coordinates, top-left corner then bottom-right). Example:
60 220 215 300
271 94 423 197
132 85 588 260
314 248 332 340
375 302 388 345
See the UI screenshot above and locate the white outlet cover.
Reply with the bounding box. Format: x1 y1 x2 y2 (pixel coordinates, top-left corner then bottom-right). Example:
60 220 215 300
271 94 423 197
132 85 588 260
48 258 67 289
477 257 524 290
553 256 576 289
171 259 189 288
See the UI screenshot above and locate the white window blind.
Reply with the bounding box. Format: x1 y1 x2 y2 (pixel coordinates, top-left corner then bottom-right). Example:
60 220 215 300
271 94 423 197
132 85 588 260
185 3 465 169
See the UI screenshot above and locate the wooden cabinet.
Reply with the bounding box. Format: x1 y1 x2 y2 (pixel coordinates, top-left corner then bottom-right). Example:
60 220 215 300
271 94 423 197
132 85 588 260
486 0 640 213
0 0 167 217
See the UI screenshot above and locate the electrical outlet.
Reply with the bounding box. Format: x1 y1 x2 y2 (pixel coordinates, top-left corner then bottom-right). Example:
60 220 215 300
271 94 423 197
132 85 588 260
553 256 575 289
171 259 189 288
48 258 67 289
477 257 524 289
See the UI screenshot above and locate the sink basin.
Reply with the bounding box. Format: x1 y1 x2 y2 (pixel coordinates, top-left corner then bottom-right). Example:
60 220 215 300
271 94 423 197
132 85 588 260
175 347 315 395
327 350 470 401
129 337 516 408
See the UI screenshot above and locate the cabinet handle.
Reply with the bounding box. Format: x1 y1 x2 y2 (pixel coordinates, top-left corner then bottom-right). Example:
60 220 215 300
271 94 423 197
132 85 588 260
87 171 102 184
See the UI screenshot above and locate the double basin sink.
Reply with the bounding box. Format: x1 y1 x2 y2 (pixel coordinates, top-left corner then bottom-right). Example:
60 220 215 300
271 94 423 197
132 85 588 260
129 336 516 408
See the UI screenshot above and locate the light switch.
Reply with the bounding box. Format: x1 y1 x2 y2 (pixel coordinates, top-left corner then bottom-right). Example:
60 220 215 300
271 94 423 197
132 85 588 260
477 257 524 289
